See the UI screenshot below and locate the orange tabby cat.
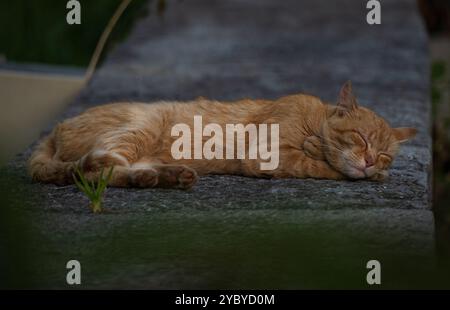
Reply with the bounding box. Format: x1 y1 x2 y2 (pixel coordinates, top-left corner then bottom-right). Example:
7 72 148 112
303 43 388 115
28 81 416 189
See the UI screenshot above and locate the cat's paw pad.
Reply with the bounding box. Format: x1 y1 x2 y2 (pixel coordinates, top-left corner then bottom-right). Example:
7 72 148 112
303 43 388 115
176 166 198 189
158 165 198 189
369 170 389 182
131 169 159 187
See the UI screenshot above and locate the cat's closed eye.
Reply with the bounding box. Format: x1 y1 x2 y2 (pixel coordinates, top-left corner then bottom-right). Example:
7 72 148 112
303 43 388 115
350 131 367 148
338 131 367 149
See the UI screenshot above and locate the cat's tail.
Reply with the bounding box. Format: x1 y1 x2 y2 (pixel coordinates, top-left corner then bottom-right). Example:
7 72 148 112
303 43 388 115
28 131 74 185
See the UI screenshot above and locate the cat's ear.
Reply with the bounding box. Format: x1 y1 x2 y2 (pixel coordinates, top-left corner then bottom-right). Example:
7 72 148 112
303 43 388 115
392 127 417 143
337 80 358 110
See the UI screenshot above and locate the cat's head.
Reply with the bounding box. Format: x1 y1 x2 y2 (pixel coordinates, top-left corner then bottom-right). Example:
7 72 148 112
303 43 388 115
321 81 416 179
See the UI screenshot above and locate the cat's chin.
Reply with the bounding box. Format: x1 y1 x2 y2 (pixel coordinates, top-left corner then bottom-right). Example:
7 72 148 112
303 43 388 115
343 166 368 179
344 166 385 180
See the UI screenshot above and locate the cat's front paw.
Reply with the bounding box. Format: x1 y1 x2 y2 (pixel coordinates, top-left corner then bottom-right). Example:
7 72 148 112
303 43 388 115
368 170 389 182
303 136 325 160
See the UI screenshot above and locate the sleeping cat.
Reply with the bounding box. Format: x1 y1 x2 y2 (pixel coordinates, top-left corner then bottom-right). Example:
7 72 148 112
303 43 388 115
28 81 416 189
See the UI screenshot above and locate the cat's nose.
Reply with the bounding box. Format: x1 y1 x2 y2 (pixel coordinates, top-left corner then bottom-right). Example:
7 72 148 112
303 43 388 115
365 155 375 168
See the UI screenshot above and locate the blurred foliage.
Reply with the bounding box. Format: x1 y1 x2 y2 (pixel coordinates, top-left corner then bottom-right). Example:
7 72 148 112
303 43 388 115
0 169 38 288
431 61 445 115
432 61 446 80
431 59 450 261
432 60 449 174
156 0 167 16
0 0 151 67
418 0 450 34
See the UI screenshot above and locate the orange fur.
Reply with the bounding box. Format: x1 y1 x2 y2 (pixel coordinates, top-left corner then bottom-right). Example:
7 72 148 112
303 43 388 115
28 81 416 189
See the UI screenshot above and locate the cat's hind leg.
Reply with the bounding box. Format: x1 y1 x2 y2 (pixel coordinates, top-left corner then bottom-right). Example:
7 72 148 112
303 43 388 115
78 149 134 187
80 150 129 172
79 152 198 189
79 151 157 188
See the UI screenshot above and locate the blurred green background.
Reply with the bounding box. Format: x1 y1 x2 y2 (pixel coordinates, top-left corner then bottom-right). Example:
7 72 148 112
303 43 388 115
421 0 450 262
0 0 150 67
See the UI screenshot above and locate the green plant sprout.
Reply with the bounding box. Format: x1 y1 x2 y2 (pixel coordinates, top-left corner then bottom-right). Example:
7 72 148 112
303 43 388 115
72 166 114 213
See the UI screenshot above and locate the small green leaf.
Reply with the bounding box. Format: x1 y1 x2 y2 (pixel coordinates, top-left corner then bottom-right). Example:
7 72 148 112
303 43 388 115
71 164 114 213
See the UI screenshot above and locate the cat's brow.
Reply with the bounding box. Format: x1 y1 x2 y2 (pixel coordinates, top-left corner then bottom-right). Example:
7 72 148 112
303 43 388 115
333 128 350 134
378 152 393 161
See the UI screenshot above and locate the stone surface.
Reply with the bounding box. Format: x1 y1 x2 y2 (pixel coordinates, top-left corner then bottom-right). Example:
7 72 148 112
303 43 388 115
1 0 443 288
